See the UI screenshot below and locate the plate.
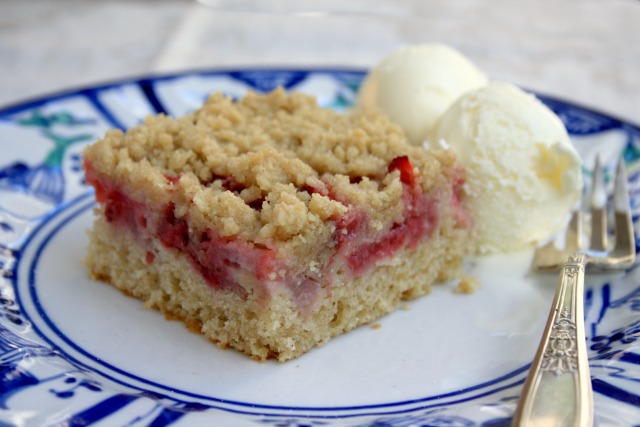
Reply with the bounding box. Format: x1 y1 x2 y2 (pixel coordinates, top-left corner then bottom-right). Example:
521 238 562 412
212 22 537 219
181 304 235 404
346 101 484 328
1 69 639 427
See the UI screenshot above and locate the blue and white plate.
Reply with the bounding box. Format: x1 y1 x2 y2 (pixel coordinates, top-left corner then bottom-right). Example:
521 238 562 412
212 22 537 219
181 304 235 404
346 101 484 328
1 69 639 427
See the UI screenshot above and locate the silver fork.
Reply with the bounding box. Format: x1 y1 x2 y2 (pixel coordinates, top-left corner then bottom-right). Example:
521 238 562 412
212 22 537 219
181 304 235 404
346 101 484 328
511 157 636 427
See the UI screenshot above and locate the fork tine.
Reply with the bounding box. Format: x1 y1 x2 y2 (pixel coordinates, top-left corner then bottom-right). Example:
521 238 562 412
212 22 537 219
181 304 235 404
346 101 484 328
614 158 631 215
532 240 563 271
566 209 582 254
590 155 608 251
533 210 581 271
612 159 636 265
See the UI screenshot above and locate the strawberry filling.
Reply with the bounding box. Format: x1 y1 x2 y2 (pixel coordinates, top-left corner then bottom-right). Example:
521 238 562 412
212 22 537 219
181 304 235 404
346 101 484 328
332 156 440 276
85 155 446 310
85 163 279 301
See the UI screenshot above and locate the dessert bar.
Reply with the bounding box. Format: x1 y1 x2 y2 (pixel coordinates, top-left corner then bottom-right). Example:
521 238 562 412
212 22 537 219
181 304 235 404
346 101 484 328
83 89 472 361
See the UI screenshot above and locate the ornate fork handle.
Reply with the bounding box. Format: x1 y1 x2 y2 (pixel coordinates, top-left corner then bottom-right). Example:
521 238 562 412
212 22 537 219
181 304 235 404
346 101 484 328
512 253 593 427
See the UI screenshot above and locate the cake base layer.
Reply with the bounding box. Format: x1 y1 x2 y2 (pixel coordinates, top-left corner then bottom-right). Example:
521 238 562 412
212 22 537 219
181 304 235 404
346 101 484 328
86 208 468 362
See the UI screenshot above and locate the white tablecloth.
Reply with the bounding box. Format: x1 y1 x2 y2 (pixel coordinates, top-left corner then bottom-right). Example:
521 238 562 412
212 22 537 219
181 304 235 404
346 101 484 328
2 0 639 124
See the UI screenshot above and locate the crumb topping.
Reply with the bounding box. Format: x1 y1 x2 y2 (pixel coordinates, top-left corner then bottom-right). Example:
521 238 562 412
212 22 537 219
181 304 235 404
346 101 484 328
84 89 457 262
455 274 479 294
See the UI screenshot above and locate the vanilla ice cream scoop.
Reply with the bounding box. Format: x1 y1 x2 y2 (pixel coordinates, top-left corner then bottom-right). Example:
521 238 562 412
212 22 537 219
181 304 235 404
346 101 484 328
431 82 583 254
356 43 488 145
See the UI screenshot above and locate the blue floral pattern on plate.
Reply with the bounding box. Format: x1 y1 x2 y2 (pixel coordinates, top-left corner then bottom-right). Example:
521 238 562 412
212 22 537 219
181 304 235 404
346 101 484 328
0 70 639 427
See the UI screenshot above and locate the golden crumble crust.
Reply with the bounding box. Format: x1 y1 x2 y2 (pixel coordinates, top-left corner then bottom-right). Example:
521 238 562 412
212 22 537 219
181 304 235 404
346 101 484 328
84 88 456 261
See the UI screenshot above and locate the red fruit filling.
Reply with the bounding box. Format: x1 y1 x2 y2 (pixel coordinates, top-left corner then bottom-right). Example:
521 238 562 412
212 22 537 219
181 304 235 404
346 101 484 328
450 166 471 227
333 156 439 276
85 155 446 310
85 162 278 301
388 155 417 187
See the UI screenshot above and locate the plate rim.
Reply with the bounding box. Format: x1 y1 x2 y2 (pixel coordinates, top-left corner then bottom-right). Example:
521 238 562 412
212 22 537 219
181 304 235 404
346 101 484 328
1 66 638 131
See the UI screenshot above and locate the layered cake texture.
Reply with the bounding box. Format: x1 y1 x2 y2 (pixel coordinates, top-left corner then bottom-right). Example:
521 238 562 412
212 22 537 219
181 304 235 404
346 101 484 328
83 88 472 361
